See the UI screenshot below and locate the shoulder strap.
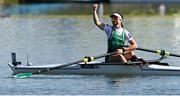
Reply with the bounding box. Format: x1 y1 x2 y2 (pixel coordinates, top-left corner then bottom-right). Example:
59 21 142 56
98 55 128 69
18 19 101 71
108 26 115 41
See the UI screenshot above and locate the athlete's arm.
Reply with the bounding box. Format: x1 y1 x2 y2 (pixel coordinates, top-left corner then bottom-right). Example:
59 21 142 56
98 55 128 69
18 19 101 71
93 4 105 30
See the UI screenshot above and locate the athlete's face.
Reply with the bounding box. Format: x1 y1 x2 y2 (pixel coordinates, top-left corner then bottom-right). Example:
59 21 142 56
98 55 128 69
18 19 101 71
111 16 122 26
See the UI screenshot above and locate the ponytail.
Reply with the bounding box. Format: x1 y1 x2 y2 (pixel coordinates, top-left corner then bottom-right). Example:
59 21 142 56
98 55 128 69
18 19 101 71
121 22 124 28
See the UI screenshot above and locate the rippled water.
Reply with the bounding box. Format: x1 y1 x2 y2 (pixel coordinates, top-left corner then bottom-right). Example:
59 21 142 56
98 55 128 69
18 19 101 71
1 5 180 95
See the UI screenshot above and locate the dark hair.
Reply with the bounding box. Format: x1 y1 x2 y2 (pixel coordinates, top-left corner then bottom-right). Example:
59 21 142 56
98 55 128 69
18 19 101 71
121 22 124 28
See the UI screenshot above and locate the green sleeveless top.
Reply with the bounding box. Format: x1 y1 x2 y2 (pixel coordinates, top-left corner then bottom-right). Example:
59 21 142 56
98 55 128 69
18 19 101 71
108 27 125 53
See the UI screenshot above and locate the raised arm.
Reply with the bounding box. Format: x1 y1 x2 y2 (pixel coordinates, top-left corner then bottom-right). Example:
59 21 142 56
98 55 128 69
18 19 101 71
93 4 105 30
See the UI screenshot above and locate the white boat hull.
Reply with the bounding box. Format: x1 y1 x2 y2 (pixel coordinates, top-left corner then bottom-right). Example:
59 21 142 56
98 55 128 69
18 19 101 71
8 61 180 76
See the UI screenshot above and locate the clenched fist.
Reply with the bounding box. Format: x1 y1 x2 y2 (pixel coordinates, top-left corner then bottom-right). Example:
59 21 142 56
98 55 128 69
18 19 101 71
93 4 99 10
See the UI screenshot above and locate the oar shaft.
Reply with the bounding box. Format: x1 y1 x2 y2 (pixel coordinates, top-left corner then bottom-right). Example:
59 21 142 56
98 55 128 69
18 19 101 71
123 45 159 54
123 45 180 58
94 52 115 59
57 52 114 68
169 53 180 57
136 48 157 53
136 47 180 57
33 52 114 75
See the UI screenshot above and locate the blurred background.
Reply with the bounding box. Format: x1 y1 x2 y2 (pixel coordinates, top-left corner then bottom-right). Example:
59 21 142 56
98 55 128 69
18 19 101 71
0 0 180 16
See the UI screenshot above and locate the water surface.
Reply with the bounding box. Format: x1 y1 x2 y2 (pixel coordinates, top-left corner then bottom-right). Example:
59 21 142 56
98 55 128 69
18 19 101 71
0 8 180 95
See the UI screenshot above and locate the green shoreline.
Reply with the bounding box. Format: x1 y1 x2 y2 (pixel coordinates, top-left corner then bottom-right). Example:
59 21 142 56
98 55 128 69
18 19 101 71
10 14 180 19
1 3 180 16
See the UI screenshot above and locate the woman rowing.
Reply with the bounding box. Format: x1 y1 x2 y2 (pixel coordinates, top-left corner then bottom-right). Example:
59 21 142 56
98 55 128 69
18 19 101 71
93 4 138 62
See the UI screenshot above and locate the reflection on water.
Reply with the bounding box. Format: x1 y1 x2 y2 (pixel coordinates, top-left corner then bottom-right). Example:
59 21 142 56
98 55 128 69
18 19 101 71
105 75 180 95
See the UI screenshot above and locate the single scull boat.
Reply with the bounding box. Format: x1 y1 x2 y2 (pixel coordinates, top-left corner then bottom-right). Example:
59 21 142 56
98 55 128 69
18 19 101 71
8 59 180 76
8 47 180 78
